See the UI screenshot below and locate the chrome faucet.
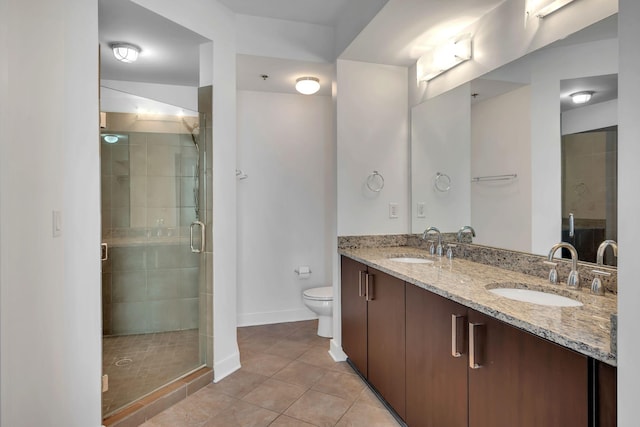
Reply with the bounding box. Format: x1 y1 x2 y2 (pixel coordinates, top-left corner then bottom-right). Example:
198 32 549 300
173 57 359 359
457 225 476 242
422 226 443 257
547 242 580 289
591 240 618 296
596 240 618 266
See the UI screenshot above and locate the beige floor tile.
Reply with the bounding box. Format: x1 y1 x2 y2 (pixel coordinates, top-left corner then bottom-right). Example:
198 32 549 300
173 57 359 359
269 414 319 427
284 390 352 427
335 401 402 427
297 346 356 375
241 378 306 412
312 370 366 402
272 360 329 389
354 386 387 409
241 352 292 376
206 370 268 398
200 400 279 427
263 338 312 360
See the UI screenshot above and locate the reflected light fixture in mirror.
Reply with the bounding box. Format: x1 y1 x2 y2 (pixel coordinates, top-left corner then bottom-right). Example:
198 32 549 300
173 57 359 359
110 43 141 63
571 90 594 104
295 77 320 95
417 34 472 82
529 0 576 18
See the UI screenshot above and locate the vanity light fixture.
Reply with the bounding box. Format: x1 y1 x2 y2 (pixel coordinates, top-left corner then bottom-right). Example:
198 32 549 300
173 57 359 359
530 0 576 18
570 91 594 104
417 34 472 82
295 77 320 95
110 43 141 63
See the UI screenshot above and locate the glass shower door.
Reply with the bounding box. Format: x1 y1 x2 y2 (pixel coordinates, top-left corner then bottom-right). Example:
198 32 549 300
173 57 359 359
100 110 205 417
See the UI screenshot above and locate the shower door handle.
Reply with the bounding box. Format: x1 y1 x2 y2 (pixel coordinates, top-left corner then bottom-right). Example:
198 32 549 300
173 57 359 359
101 243 108 261
190 221 205 253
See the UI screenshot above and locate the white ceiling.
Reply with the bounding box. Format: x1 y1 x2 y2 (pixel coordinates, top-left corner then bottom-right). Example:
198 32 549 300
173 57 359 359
99 0 506 93
341 0 505 66
216 0 352 27
99 0 209 86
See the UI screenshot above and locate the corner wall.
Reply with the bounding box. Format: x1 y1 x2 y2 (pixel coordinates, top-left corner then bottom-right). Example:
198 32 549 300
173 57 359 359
236 91 334 326
336 59 410 236
1 0 102 425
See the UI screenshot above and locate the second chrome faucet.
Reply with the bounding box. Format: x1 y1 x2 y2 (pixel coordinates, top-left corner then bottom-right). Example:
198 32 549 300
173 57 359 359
547 242 580 289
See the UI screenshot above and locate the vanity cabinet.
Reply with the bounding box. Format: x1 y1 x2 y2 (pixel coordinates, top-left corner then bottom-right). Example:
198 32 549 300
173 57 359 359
467 310 588 427
406 284 468 427
340 256 406 419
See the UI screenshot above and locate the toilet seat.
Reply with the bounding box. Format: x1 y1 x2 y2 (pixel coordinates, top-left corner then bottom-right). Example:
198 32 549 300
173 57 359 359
303 286 333 301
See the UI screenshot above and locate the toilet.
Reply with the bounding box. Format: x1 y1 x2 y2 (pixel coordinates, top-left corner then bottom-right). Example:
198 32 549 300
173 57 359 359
302 286 333 338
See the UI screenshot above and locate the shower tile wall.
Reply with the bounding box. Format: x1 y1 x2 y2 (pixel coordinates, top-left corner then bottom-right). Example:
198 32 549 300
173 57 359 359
102 130 200 336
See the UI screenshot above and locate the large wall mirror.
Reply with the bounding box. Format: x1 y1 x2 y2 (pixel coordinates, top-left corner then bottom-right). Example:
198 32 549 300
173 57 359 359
411 14 618 265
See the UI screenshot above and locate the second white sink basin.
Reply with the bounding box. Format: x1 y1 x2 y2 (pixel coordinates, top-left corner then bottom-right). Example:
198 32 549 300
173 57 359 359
388 257 434 264
489 288 582 307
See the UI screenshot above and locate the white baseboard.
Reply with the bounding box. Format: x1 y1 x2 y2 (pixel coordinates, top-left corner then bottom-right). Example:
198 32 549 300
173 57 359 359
237 308 317 327
213 351 241 382
329 339 347 361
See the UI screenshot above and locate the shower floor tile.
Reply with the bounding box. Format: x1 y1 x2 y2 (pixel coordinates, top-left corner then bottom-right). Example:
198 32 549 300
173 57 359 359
102 329 201 417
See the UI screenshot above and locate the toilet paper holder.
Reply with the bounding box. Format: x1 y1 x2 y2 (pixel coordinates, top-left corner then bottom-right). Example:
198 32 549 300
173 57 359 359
295 266 312 275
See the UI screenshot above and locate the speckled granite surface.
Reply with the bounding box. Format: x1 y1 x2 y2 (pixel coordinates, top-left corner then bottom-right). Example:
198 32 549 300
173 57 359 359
339 245 617 366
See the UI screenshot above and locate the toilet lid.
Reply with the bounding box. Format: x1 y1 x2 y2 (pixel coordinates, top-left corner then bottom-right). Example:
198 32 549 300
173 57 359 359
303 286 333 301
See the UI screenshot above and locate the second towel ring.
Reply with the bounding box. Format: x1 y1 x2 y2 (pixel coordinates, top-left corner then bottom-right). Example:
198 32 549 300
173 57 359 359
366 171 385 192
434 172 451 192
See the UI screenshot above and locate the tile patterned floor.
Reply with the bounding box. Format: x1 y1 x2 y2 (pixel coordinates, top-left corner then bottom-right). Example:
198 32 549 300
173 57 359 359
103 329 201 416
140 320 401 427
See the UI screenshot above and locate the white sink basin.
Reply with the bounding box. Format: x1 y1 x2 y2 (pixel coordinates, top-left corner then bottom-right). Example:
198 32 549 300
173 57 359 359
489 288 582 307
388 257 434 264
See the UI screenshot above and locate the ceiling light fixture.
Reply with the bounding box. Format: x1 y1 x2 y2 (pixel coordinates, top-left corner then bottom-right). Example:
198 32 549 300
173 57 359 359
110 43 141 63
102 135 119 144
295 77 320 95
570 91 594 104
417 34 473 82
530 0 576 18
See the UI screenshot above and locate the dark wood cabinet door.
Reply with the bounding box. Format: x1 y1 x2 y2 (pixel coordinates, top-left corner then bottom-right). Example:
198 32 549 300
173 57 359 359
406 285 468 427
468 310 588 427
405 284 468 427
597 361 617 427
366 267 406 419
340 256 368 377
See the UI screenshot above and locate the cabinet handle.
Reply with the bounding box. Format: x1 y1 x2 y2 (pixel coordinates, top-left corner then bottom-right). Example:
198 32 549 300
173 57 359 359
358 271 365 297
469 322 484 369
365 274 374 301
451 314 465 357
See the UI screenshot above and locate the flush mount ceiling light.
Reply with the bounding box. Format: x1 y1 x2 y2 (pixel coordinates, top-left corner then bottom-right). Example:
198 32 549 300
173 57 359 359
570 91 594 104
110 43 141 63
417 34 472 82
529 0 576 18
295 77 320 95
102 134 119 144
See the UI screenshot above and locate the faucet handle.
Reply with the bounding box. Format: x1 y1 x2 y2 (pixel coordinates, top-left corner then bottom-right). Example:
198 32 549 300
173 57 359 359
544 261 558 284
446 244 457 260
590 269 611 296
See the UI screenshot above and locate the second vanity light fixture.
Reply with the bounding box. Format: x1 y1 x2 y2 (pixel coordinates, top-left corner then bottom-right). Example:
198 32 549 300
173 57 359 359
295 77 320 95
417 34 472 82
529 0 576 18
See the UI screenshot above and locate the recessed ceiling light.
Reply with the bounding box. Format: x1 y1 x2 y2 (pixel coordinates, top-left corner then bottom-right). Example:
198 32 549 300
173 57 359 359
103 135 119 144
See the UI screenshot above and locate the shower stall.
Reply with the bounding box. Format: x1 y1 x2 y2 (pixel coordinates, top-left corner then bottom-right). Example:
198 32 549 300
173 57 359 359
99 103 211 417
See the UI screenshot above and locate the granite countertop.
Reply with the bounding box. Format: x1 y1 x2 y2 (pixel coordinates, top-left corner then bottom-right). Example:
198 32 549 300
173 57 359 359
339 246 617 366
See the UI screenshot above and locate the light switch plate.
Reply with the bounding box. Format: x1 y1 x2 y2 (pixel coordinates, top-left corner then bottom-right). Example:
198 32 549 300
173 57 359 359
389 203 398 219
52 210 62 237
417 203 426 218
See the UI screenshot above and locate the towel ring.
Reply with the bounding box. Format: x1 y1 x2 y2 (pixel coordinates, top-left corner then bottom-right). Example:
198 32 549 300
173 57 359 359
366 171 385 192
434 172 451 192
